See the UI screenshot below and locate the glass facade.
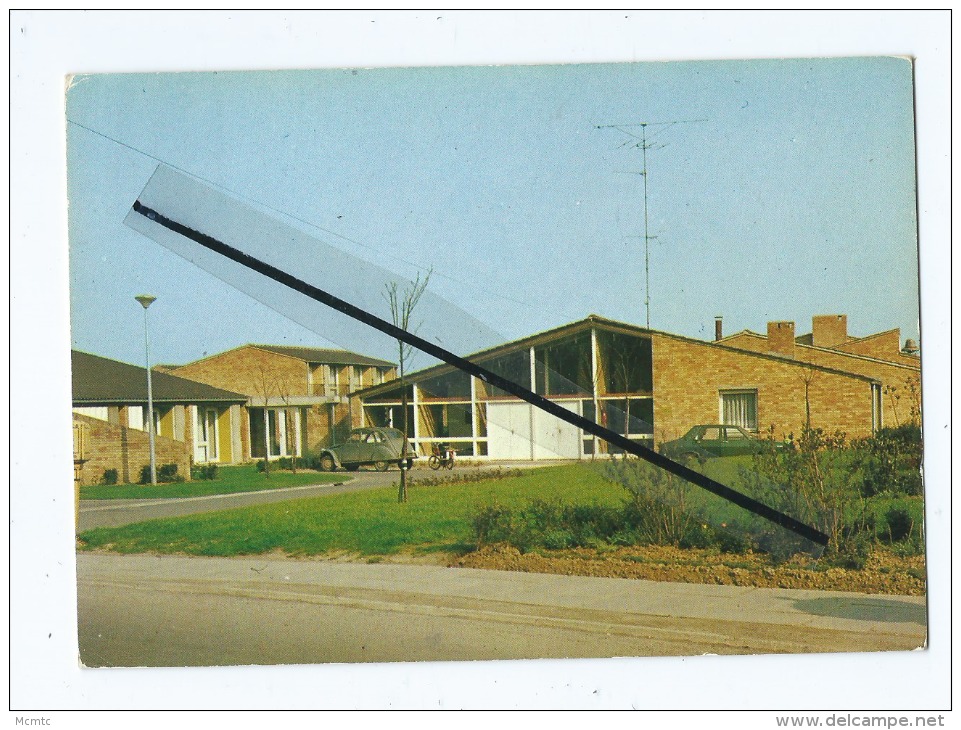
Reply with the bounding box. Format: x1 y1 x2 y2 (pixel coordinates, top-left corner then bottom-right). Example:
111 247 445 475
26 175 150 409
360 325 655 459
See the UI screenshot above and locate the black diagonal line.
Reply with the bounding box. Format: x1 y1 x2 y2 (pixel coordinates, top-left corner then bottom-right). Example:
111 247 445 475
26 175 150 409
131 200 829 547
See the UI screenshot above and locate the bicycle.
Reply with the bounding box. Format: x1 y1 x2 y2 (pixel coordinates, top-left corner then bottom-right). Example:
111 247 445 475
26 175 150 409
428 443 455 470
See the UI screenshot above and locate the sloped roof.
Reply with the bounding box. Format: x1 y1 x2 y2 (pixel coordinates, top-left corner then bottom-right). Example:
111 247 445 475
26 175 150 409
72 350 246 404
714 329 919 371
248 344 394 368
355 314 879 399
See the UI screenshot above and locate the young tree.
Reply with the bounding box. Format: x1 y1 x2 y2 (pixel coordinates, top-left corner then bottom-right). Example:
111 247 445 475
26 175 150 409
252 363 276 477
276 378 298 473
384 269 432 503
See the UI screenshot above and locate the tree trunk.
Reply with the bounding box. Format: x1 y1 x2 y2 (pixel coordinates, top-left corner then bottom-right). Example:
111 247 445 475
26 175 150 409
286 408 297 472
399 392 408 502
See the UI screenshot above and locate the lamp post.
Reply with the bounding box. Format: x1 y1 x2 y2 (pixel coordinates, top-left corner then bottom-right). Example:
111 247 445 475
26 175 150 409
135 295 158 486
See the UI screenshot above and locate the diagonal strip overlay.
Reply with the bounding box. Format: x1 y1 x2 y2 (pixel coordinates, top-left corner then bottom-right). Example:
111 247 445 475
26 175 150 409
130 199 830 547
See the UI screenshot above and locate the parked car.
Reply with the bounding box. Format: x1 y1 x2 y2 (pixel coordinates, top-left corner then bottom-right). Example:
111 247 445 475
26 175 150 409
317 427 416 472
659 424 785 460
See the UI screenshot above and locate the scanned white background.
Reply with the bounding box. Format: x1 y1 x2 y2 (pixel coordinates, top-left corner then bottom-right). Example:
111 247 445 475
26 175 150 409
9 9 952 718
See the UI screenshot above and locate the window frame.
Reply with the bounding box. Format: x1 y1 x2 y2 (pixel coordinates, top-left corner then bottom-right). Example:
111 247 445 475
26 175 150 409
719 388 759 433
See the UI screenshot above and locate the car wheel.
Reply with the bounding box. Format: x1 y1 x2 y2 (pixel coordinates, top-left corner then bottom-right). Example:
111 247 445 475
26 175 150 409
319 454 336 472
373 460 390 472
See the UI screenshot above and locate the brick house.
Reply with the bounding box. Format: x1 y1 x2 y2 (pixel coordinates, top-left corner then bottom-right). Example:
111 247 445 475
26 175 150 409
718 314 922 429
169 345 396 461
352 314 921 460
71 350 247 485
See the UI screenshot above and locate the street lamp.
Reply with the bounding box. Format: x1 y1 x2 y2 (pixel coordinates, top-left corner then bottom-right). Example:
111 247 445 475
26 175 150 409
135 295 158 486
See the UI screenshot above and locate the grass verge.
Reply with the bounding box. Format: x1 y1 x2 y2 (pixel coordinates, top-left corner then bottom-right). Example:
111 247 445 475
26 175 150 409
77 464 620 556
80 464 344 500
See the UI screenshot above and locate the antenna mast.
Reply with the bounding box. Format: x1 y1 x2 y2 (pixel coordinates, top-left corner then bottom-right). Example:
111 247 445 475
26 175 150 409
596 119 705 329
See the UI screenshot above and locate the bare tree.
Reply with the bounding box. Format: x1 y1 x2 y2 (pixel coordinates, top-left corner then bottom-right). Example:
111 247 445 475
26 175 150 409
252 364 276 477
276 377 298 473
384 269 432 503
799 363 817 430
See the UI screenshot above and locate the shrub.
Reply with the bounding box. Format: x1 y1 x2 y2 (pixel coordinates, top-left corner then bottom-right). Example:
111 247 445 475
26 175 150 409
849 424 923 497
541 529 574 550
822 533 873 571
101 469 118 486
607 457 701 547
739 426 869 554
257 456 310 472
470 502 514 547
139 463 184 484
158 463 182 482
191 464 218 481
882 507 914 543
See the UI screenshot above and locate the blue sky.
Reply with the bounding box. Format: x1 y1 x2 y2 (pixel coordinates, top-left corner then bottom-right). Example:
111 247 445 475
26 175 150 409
67 57 920 367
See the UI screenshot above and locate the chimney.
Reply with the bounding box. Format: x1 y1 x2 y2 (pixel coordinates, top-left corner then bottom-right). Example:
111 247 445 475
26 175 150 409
767 321 796 358
902 338 920 355
812 314 848 349
714 315 723 342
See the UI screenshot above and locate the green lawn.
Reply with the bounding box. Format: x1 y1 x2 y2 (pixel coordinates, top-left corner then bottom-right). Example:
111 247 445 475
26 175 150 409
77 463 622 556
77 459 925 558
80 464 344 500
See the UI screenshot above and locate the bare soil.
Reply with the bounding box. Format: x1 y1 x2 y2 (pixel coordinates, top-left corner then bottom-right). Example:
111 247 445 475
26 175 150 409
451 544 926 596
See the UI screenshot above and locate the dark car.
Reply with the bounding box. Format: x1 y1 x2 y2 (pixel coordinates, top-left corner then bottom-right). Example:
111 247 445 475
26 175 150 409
317 427 416 472
659 424 784 460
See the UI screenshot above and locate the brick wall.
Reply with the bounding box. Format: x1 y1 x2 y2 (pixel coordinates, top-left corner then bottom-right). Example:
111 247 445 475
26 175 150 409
304 404 334 452
73 412 191 486
173 346 308 397
651 334 877 443
836 330 922 367
767 321 796 358
718 330 920 427
812 314 848 348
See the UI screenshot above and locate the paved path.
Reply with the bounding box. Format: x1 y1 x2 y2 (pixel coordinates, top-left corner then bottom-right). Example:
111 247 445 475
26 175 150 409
78 462 554 530
77 553 926 667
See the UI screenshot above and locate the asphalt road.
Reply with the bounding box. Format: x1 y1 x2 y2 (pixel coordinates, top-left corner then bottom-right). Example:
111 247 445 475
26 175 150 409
77 553 927 667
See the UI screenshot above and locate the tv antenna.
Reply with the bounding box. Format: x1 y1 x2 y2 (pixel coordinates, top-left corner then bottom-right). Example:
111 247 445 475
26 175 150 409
596 119 706 329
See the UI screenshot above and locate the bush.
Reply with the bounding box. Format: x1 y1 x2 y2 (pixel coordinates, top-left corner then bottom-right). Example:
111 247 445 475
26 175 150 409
822 533 873 571
849 424 923 497
607 458 701 547
882 506 914 543
257 456 310 472
191 464 218 481
101 469 118 485
470 502 514 547
139 463 184 484
739 426 870 554
466 458 775 554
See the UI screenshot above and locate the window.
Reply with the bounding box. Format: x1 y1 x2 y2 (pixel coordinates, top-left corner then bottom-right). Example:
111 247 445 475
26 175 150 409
248 407 301 459
872 383 882 433
724 426 747 440
323 365 339 397
700 426 722 441
720 390 758 431
194 406 219 462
